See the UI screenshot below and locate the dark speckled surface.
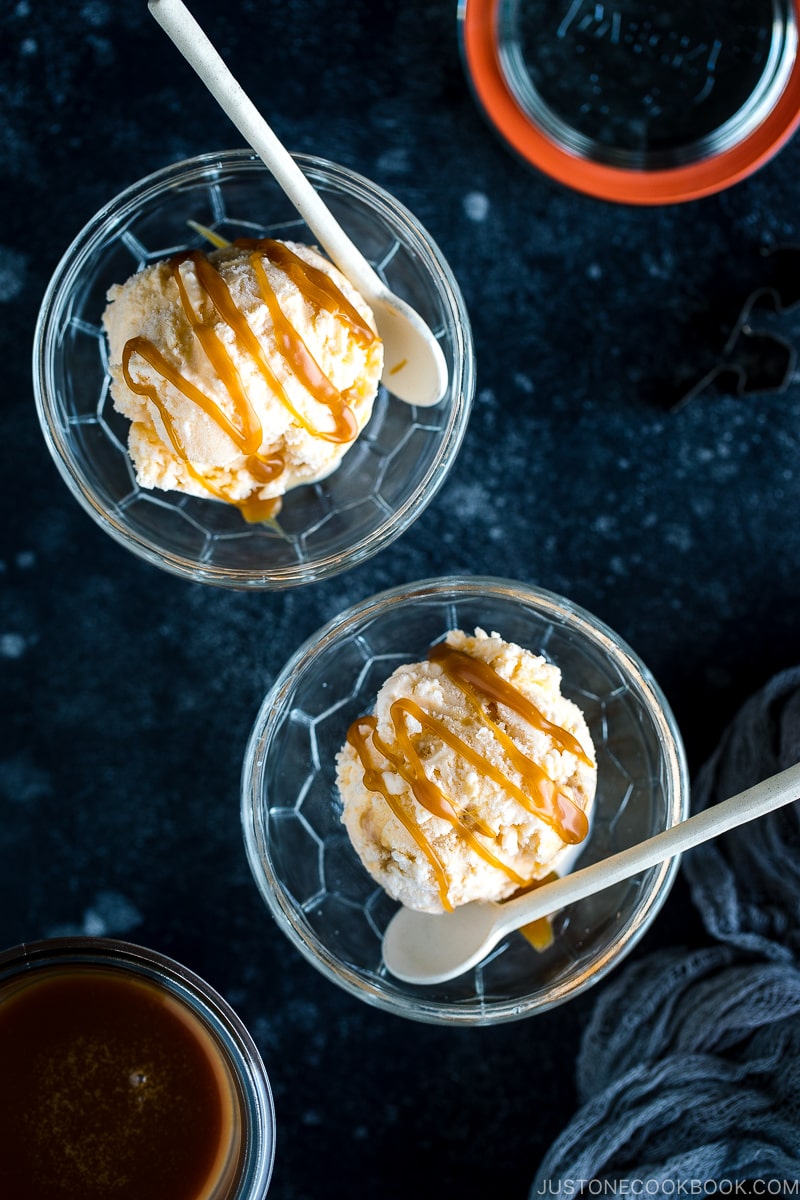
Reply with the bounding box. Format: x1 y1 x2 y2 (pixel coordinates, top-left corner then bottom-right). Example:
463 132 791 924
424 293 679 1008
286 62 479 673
2 2 800 1197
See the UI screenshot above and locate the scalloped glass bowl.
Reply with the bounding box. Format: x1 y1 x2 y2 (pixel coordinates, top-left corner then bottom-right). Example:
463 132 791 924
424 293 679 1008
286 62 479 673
33 150 474 589
242 576 689 1026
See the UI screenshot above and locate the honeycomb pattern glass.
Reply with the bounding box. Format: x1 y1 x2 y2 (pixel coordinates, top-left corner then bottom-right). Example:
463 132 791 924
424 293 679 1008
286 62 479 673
242 576 689 1026
33 151 474 589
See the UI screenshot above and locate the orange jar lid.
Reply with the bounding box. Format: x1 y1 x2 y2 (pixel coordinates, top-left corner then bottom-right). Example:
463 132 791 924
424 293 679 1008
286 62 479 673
459 0 800 204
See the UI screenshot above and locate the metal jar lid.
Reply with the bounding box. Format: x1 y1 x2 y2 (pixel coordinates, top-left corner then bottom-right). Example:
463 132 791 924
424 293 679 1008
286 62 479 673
459 0 800 203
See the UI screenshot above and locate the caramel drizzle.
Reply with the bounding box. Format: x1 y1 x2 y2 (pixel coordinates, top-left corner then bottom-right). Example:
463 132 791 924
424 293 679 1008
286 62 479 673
347 644 594 912
120 239 376 521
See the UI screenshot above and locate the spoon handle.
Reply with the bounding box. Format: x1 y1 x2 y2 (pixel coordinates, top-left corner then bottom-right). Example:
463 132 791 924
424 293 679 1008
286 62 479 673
147 0 384 296
496 761 800 936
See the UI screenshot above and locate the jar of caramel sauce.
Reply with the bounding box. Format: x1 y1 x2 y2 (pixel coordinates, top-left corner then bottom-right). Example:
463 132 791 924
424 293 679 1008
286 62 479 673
0 938 275 1199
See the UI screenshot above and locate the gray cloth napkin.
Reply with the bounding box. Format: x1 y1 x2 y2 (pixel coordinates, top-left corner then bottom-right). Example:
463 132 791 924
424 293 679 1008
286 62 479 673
529 667 800 1195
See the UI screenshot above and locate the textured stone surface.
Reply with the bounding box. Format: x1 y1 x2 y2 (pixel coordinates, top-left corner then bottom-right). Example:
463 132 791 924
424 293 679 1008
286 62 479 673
2 2 800 1196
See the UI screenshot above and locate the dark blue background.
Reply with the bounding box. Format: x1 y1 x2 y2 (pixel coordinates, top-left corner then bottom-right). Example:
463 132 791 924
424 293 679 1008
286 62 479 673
2 2 800 1197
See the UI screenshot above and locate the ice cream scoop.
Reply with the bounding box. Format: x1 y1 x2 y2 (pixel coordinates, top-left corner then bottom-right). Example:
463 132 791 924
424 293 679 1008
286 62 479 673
103 238 383 520
336 628 597 914
148 0 448 408
383 761 800 984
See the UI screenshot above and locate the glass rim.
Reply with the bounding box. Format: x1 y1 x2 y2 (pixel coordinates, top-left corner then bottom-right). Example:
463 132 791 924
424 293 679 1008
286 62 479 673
241 574 690 1026
32 149 475 589
459 0 800 204
0 936 276 1197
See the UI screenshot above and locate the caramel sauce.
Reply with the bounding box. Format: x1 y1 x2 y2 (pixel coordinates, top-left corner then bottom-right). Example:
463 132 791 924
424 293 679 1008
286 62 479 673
520 916 555 951
0 966 242 1200
347 643 594 912
121 239 377 522
508 871 558 951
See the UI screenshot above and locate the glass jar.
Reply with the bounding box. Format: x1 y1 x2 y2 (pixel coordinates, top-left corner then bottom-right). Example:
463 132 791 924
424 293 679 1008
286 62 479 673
0 938 275 1199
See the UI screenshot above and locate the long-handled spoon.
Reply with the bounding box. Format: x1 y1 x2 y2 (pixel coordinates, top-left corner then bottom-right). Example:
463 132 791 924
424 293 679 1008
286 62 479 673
383 761 800 985
148 0 448 408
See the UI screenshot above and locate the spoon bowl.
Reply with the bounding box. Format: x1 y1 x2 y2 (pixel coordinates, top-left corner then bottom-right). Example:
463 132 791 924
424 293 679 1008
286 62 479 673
383 762 800 985
148 0 448 407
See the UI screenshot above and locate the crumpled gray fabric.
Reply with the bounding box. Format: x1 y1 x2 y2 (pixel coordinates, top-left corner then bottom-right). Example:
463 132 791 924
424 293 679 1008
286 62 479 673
530 667 800 1195
684 668 800 964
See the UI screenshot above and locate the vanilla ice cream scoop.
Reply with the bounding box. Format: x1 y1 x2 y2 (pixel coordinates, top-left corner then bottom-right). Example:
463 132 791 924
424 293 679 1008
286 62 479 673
102 238 383 522
336 628 597 914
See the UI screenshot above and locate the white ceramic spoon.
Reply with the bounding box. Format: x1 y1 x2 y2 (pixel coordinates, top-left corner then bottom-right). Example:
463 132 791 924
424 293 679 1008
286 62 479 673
383 761 800 985
148 0 448 408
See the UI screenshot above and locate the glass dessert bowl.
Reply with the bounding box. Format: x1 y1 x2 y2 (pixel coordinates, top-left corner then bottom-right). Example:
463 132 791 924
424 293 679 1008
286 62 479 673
241 576 689 1026
33 150 473 589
